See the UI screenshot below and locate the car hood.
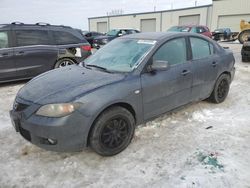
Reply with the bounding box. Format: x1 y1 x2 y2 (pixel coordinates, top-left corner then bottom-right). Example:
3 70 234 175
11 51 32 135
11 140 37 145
17 65 125 105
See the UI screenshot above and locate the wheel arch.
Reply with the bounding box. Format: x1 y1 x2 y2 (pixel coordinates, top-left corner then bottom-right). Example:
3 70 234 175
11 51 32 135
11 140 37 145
219 71 231 81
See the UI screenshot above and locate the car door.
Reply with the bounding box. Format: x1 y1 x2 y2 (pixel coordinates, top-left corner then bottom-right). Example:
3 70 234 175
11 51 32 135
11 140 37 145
141 37 193 120
13 29 58 78
189 37 219 101
0 30 15 82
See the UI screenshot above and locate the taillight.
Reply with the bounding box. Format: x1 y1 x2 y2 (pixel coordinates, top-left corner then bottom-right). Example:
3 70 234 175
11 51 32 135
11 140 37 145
81 45 91 51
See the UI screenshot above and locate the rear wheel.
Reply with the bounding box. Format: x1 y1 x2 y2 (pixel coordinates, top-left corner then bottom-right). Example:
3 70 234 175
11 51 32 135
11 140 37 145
89 107 135 156
242 56 249 62
54 58 75 68
209 74 231 104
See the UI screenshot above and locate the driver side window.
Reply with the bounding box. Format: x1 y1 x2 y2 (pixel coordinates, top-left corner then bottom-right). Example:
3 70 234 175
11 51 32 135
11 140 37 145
153 38 187 66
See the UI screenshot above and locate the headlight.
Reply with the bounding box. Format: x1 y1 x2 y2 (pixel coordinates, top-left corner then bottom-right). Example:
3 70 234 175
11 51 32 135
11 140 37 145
36 103 82 117
102 39 108 44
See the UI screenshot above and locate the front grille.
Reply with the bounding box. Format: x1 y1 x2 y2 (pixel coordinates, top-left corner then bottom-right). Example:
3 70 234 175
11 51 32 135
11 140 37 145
14 102 29 112
19 126 31 141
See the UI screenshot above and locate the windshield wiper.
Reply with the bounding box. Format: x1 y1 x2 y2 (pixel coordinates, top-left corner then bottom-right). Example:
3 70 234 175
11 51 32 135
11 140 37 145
85 64 112 73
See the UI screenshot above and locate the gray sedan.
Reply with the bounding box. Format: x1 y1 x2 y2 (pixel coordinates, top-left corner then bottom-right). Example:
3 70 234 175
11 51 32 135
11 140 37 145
10 32 235 156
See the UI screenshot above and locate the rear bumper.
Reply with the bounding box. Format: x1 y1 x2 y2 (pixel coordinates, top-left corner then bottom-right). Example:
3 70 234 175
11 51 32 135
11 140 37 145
10 109 92 152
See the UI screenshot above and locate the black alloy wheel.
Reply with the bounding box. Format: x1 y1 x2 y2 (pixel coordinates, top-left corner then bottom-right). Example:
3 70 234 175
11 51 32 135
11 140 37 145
90 106 135 156
217 79 229 100
209 74 230 103
100 117 130 149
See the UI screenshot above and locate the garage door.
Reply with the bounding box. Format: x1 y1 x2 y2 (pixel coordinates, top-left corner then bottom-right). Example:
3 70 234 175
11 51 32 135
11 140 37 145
140 19 156 32
97 22 107 33
218 14 250 32
179 15 200 25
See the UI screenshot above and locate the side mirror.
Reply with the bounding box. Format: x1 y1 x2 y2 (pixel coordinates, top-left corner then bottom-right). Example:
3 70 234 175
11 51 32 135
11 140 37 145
148 60 169 72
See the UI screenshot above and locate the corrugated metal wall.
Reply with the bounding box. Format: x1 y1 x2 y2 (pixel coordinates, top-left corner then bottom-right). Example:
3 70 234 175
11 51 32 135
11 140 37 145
89 0 250 32
211 0 250 31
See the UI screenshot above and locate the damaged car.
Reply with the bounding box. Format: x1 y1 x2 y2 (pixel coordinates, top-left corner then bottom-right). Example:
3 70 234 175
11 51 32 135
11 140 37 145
10 32 235 156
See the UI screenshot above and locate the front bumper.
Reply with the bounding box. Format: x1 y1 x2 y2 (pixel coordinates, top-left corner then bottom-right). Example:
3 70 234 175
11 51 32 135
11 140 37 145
9 100 92 152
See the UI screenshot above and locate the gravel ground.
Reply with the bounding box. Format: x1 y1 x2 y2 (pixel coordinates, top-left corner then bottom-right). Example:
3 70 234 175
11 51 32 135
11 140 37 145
0 42 250 188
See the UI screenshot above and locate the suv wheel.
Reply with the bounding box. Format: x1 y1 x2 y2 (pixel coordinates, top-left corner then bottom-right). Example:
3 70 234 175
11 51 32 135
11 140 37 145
54 58 75 68
89 106 135 156
242 56 249 62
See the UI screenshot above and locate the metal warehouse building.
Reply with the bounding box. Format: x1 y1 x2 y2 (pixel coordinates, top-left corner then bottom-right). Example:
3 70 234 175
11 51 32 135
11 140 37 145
88 0 250 33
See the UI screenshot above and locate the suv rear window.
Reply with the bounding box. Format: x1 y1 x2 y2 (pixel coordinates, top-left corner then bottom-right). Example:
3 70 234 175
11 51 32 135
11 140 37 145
0 31 8 48
15 30 50 46
52 31 81 45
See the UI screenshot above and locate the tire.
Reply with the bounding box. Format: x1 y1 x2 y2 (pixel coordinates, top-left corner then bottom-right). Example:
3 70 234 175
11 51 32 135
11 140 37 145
238 30 250 44
242 56 249 62
89 106 135 156
209 74 231 104
54 58 76 68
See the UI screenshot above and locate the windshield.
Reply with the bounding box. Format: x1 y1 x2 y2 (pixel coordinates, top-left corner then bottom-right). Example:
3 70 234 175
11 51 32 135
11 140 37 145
168 26 191 32
106 30 119 36
84 38 156 72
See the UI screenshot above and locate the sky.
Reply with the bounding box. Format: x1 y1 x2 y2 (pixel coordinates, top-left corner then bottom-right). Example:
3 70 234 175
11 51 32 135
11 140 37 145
0 0 212 30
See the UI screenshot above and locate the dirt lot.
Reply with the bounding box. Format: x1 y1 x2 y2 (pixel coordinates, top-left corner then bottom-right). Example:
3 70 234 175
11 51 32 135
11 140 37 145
0 42 250 188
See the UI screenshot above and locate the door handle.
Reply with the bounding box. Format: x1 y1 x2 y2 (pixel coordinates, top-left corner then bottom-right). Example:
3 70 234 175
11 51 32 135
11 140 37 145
212 62 217 67
15 51 25 56
181 70 190 76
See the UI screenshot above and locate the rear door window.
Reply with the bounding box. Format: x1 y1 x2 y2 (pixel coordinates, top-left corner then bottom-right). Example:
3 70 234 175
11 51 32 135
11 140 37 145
190 37 212 59
15 30 50 46
153 38 187 66
0 31 8 48
52 31 81 45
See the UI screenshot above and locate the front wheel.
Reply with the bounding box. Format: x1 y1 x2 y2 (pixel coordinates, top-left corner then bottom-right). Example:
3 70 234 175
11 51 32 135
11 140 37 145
89 107 135 156
54 58 76 68
209 74 231 104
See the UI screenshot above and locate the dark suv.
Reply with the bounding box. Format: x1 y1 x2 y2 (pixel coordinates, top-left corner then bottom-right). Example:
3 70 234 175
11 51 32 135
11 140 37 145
92 29 140 49
0 22 91 83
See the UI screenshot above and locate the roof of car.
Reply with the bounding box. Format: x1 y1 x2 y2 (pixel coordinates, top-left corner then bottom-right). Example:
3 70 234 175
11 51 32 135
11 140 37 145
113 28 138 30
173 25 208 28
0 22 74 30
122 32 195 40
